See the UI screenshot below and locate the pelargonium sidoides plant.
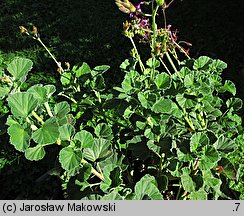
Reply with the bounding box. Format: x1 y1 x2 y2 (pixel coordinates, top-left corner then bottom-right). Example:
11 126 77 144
0 0 243 199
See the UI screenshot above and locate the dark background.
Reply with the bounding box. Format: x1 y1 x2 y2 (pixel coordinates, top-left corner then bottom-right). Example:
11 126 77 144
0 0 243 199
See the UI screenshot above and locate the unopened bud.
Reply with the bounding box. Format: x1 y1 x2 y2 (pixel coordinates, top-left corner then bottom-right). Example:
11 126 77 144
32 26 38 35
115 0 136 14
65 62 70 70
156 0 165 6
123 20 131 31
129 2 136 12
19 26 28 34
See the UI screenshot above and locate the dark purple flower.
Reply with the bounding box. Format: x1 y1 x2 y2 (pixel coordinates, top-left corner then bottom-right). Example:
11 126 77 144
130 1 145 17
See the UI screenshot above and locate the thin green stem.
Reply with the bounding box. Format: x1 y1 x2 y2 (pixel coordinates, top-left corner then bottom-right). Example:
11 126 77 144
31 111 44 125
82 159 105 181
165 52 183 82
44 102 53 117
26 117 38 131
152 6 159 53
176 184 182 200
58 92 77 104
129 36 145 73
173 41 191 59
159 57 172 75
150 5 159 82
184 113 195 131
36 37 64 73
158 153 165 177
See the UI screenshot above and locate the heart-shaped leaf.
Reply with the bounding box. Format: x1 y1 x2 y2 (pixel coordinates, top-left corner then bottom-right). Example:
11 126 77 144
146 58 160 68
219 80 236 96
44 85 56 98
100 164 122 192
226 98 243 111
199 146 220 170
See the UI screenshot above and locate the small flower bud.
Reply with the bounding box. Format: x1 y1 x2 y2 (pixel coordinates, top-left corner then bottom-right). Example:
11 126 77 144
129 2 136 12
115 0 136 14
65 62 70 70
123 20 131 31
32 26 38 35
156 0 165 6
19 26 28 34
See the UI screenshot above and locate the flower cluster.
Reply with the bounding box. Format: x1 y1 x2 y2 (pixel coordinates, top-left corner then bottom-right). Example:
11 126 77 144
115 0 191 58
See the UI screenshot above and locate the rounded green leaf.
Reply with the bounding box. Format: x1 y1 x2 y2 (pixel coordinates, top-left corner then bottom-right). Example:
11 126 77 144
32 117 59 144
27 84 47 104
138 91 157 109
188 190 207 200
59 146 83 171
219 80 236 96
154 73 171 89
60 72 72 86
190 132 209 152
184 73 194 88
83 138 111 162
100 164 122 192
25 145 45 161
210 59 227 72
59 124 75 141
73 62 91 77
91 65 110 77
226 98 243 111
44 85 56 98
7 57 33 80
8 92 38 117
8 123 30 152
0 86 10 99
95 123 113 140
74 130 94 148
193 56 211 70
213 135 235 152
151 98 172 113
134 174 163 200
218 158 237 180
146 58 160 68
199 146 220 170
54 101 70 119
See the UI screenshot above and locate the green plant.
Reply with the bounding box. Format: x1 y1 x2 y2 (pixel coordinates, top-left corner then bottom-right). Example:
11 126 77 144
0 0 243 200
